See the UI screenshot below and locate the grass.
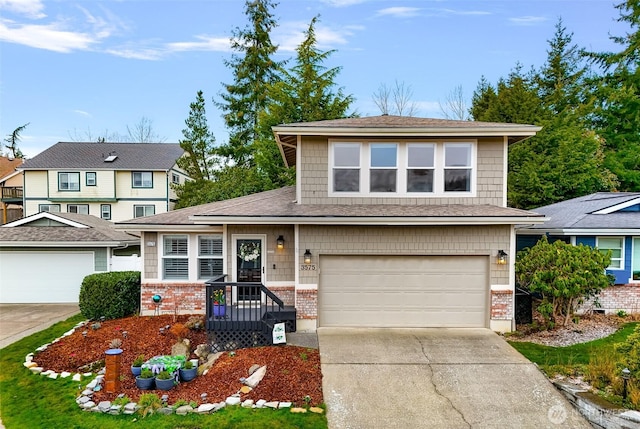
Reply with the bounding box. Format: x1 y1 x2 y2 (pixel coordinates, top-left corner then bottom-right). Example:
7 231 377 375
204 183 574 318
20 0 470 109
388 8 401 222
0 314 328 429
508 322 638 369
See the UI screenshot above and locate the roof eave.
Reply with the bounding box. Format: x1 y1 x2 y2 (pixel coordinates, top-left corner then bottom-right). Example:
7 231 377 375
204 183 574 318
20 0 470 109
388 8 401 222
272 125 541 138
0 240 138 247
517 227 640 236
114 224 219 232
188 215 547 226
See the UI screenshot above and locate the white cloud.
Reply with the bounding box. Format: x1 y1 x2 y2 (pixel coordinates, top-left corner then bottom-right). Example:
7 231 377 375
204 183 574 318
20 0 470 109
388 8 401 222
436 8 491 16
274 21 362 52
321 0 368 7
0 20 98 52
0 0 46 19
167 35 231 52
509 16 547 26
73 110 91 118
104 46 166 61
376 7 421 18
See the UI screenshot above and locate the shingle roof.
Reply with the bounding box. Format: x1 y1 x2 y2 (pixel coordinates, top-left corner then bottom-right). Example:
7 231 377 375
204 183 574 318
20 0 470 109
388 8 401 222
0 156 23 180
522 192 640 231
0 212 139 244
116 186 543 227
19 142 184 170
277 115 539 129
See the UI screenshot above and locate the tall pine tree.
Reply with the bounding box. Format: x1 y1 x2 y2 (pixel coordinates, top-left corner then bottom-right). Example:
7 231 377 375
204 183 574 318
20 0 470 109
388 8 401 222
216 0 282 167
177 90 216 181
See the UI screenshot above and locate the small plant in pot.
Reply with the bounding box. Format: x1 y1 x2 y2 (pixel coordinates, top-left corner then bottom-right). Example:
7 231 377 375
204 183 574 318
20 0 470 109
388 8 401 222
131 354 145 376
179 359 197 382
135 368 155 390
154 370 175 391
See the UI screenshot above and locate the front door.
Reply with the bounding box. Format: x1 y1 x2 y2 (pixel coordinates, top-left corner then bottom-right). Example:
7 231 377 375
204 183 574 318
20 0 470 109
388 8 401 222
234 237 264 302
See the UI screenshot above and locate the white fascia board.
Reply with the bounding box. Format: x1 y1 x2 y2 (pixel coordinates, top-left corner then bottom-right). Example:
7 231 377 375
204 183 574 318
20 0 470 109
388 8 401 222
2 212 89 228
516 228 640 236
272 126 542 138
189 216 547 226
114 224 221 233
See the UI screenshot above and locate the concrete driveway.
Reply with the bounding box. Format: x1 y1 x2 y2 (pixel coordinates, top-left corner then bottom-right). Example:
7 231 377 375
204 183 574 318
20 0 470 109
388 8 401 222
0 304 79 348
318 328 591 429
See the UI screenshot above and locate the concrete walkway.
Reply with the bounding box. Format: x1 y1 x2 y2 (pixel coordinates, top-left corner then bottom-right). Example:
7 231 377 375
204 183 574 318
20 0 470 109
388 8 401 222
0 304 80 349
318 327 592 429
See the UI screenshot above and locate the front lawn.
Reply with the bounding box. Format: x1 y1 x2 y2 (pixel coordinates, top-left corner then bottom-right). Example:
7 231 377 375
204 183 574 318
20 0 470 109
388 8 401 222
0 314 328 429
509 322 640 409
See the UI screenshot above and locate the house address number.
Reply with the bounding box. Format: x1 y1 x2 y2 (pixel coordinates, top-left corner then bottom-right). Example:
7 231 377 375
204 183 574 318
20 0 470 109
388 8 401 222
300 264 317 271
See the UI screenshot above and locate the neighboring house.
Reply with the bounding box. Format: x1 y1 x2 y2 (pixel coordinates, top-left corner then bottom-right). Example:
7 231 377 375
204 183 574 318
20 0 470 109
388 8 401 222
116 115 546 333
516 192 640 314
0 156 24 224
18 142 189 222
0 211 140 303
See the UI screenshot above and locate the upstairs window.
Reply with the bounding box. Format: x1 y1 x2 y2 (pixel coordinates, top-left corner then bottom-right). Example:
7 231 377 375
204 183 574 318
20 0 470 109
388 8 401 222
332 143 360 192
59 172 80 191
163 235 188 280
172 173 180 184
444 143 472 192
370 144 397 192
39 204 60 212
101 204 111 220
68 204 89 214
86 172 97 186
132 171 153 188
329 141 475 197
597 237 624 270
407 144 434 193
134 205 155 218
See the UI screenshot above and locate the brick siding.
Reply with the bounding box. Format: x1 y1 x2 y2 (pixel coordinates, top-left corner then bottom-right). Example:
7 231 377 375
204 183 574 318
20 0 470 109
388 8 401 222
491 290 513 320
141 283 206 316
582 283 640 314
296 289 317 319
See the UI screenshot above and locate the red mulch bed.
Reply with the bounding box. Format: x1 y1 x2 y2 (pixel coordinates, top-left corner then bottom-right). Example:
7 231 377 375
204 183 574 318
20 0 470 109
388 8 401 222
33 314 323 406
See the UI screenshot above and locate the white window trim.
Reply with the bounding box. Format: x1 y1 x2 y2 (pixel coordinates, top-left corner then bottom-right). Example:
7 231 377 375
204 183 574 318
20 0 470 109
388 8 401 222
67 204 89 214
197 234 224 280
58 172 80 191
161 234 189 280
328 139 477 198
631 237 640 283
596 236 625 271
134 205 155 218
100 204 111 220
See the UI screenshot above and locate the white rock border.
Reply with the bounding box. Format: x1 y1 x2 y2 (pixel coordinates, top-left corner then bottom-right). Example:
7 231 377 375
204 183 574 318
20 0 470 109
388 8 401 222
25 321 324 417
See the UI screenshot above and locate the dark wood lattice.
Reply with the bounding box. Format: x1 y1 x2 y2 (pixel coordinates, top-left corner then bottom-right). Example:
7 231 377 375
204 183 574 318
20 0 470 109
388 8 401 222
208 329 272 353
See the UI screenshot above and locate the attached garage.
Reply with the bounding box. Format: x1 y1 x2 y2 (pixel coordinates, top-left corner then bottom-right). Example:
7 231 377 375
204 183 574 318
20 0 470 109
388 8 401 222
0 251 95 303
319 255 489 328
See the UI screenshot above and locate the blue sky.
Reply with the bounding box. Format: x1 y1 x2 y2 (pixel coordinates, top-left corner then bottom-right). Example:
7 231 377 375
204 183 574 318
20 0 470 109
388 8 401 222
0 0 629 158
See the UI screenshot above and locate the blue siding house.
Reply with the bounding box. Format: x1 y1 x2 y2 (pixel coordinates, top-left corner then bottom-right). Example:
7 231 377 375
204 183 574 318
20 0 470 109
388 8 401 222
516 192 640 313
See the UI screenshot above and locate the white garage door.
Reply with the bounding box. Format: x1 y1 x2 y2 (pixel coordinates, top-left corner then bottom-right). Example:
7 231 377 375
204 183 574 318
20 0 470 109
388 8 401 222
0 251 95 303
319 255 488 327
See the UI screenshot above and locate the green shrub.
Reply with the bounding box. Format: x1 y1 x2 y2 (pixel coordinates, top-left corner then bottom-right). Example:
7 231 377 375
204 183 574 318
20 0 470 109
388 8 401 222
79 271 140 320
615 325 640 378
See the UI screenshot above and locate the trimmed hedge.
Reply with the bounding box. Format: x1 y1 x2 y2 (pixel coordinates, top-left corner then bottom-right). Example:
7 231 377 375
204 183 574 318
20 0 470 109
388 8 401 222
79 271 141 320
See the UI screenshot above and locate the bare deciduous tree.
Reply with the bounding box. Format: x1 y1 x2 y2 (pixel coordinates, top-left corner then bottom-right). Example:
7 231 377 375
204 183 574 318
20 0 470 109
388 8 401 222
126 116 166 143
372 80 418 116
68 117 166 143
439 85 470 120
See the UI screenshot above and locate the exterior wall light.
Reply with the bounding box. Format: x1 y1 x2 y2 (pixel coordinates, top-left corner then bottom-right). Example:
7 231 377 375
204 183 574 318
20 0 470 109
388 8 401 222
496 250 508 265
304 249 312 264
276 235 285 249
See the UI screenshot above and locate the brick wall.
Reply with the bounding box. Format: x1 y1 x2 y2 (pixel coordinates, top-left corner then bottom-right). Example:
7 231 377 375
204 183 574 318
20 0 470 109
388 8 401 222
269 286 295 306
491 290 513 320
582 284 640 314
296 289 317 319
141 283 206 316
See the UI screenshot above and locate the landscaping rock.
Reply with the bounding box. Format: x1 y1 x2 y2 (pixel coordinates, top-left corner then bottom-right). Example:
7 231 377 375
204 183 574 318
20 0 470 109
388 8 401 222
241 399 254 408
198 352 223 375
214 402 226 411
195 343 211 360
310 407 324 414
72 373 82 381
81 401 96 410
29 367 43 374
171 340 190 357
77 396 91 404
291 407 308 413
48 372 58 379
279 402 292 409
175 405 193 415
157 407 174 415
197 403 216 414
243 365 266 388
124 403 137 414
225 396 241 406
240 385 252 394
264 401 279 409
97 401 111 412
108 405 122 415
249 364 260 375
60 372 71 378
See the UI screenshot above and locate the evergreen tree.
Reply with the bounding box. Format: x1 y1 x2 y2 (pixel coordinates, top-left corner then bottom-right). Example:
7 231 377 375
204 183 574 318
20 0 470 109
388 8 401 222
177 90 217 181
255 15 354 188
584 0 640 191
216 0 282 167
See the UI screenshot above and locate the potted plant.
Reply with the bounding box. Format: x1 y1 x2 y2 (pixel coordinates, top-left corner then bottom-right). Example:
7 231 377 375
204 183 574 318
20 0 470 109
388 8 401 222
135 368 155 390
212 289 226 317
179 359 197 382
131 354 145 376
155 369 175 391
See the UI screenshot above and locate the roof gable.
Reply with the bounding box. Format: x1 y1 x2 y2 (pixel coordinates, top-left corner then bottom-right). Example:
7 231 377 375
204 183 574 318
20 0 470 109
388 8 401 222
3 212 89 228
19 142 185 171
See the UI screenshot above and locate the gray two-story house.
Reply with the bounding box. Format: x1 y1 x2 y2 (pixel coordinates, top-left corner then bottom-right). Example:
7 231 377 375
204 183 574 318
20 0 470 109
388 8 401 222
117 116 545 333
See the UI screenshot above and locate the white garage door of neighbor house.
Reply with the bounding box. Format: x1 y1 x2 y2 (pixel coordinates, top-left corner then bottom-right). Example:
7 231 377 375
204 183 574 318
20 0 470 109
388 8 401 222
319 255 489 328
0 252 95 303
